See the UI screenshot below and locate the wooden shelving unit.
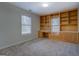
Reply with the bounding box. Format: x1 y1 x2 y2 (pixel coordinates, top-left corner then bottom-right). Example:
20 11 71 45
69 10 77 25
60 11 69 31
38 15 51 38
38 8 79 43
60 9 77 31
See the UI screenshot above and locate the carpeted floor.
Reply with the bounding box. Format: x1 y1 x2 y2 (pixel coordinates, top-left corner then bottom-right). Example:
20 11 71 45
0 38 79 56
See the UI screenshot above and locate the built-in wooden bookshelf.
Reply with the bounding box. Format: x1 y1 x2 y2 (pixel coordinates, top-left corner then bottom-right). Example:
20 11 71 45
38 8 79 43
38 15 51 38
40 15 51 32
60 9 77 31
60 12 69 26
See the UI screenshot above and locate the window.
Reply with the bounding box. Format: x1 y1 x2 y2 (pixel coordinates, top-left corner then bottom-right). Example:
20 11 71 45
51 17 60 32
21 15 31 34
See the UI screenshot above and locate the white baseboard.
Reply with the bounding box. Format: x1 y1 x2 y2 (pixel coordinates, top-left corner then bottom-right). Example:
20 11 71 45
0 38 35 50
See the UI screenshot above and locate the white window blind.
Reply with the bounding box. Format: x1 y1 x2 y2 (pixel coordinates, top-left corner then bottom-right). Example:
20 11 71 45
21 15 31 34
51 17 60 32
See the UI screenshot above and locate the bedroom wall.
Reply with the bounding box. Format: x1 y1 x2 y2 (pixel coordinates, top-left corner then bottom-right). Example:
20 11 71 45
0 2 40 49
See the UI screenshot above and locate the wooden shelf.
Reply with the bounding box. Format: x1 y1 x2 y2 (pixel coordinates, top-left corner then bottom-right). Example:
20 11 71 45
61 21 69 25
60 24 69 26
60 9 77 31
39 8 78 42
39 15 51 38
61 25 77 31
69 10 77 16
69 16 77 20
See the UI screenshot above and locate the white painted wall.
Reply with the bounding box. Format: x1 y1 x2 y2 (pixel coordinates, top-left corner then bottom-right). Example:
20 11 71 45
0 2 40 49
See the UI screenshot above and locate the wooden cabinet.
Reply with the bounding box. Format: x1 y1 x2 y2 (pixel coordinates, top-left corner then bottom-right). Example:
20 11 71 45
77 32 79 42
60 9 77 31
38 8 78 44
38 31 50 38
39 15 51 38
38 31 43 38
49 32 78 43
62 32 77 43
40 15 51 32
50 32 60 41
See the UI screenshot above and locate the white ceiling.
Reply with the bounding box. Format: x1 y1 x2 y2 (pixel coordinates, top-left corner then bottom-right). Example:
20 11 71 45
10 2 79 16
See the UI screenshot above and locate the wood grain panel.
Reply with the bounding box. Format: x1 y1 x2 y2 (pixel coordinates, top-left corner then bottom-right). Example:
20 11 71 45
49 32 78 43
78 33 79 43
38 8 78 44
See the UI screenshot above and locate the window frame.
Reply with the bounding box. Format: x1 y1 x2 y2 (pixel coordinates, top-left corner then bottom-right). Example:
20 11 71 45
21 15 32 35
51 17 60 32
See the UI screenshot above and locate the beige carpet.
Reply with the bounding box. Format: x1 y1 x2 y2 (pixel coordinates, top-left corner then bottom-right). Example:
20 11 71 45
0 38 79 56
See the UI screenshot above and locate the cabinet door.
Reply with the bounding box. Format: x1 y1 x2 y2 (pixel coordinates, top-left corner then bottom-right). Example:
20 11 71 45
62 32 78 43
51 32 60 40
78 33 79 43
63 32 71 42
72 33 77 43
60 32 64 41
38 32 43 38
